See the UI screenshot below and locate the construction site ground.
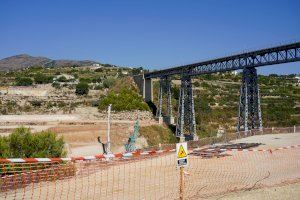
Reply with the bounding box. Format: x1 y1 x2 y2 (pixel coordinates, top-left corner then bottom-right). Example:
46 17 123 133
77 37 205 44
230 132 300 149
0 114 156 156
1 123 299 199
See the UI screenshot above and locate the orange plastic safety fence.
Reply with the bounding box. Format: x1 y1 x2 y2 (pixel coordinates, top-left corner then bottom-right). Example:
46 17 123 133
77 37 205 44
1 146 300 200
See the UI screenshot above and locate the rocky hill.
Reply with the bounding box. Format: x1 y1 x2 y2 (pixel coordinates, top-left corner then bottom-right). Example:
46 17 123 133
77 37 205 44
0 54 100 71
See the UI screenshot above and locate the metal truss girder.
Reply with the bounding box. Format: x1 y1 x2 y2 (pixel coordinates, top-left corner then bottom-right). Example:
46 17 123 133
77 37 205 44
145 42 300 78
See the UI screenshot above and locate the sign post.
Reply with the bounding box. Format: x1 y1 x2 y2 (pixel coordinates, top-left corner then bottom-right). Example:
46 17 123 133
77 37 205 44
176 142 188 200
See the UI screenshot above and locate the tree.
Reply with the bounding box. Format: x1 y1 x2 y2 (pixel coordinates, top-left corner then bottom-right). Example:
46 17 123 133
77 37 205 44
0 127 66 158
98 87 149 111
15 77 33 86
34 73 53 84
75 82 89 95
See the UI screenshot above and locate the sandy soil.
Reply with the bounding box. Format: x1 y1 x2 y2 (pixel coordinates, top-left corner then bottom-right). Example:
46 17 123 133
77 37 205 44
215 182 300 200
0 114 81 122
0 114 156 157
231 133 300 149
1 133 299 199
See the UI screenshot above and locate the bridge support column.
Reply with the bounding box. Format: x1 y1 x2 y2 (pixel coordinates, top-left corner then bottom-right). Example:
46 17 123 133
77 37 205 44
144 77 153 102
132 75 153 102
237 68 263 135
176 75 197 141
166 78 175 124
156 78 164 124
156 77 174 124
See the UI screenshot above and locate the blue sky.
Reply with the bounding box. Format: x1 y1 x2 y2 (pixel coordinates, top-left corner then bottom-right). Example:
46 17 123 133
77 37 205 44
0 0 299 74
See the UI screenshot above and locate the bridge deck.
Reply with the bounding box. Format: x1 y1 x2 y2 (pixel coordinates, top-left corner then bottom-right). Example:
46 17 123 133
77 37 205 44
145 42 300 78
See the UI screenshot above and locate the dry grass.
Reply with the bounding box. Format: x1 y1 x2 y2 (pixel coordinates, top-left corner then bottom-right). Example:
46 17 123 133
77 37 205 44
140 125 177 146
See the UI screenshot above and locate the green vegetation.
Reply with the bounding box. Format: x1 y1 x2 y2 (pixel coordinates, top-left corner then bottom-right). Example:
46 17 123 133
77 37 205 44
75 82 89 95
0 127 66 158
15 77 33 86
1 64 298 139
34 73 53 84
98 88 148 111
98 78 149 111
140 125 177 146
153 72 300 138
52 81 61 89
103 78 116 88
57 75 68 82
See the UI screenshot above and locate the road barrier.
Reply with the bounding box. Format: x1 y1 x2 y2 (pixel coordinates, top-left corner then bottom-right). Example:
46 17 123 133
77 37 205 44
1 143 299 199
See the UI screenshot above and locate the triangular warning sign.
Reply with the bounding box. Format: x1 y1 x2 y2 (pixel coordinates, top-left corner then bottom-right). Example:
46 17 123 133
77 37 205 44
178 145 187 158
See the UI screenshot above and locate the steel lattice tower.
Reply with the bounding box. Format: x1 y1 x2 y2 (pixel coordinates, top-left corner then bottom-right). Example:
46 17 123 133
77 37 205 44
156 77 173 122
156 78 164 118
237 67 263 134
176 75 197 140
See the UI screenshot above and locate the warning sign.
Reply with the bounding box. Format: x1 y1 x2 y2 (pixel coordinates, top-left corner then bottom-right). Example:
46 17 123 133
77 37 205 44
178 145 187 158
176 142 188 167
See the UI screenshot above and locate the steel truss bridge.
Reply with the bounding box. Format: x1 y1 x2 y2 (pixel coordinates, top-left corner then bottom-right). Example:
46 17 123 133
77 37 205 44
138 42 300 141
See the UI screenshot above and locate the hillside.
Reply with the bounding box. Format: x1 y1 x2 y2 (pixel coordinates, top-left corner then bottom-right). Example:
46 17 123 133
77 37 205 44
0 54 105 71
0 65 299 139
152 73 300 137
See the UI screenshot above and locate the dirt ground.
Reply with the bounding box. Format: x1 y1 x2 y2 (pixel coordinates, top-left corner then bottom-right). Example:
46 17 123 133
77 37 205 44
1 133 299 199
215 182 300 200
0 114 156 156
231 133 300 149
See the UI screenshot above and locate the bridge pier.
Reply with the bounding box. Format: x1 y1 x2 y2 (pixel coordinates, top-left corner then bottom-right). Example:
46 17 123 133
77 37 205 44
156 78 164 124
166 78 175 124
237 67 263 135
156 77 174 124
176 75 197 141
133 74 153 102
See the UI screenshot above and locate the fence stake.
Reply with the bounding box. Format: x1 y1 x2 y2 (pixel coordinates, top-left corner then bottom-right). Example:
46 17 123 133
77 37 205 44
179 166 184 200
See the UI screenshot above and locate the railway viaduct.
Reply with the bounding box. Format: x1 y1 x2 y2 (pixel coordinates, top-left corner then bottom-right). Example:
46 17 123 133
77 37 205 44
134 42 300 141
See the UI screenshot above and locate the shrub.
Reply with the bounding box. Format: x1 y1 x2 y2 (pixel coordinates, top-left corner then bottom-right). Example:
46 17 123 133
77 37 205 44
52 82 61 89
0 127 66 158
98 77 149 111
79 77 92 83
140 125 177 146
15 77 33 86
103 78 116 88
98 87 149 111
73 73 79 79
57 76 68 82
75 82 89 95
131 67 143 75
30 100 42 107
201 82 210 88
94 85 103 90
91 77 102 83
95 68 103 72
34 73 53 84
193 81 200 87
0 136 9 158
